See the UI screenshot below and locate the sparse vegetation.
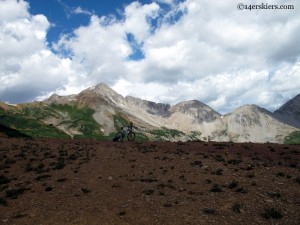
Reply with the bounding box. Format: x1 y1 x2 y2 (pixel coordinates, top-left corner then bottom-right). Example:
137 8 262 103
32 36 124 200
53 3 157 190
0 197 7 206
81 188 91 193
119 210 126 216
190 160 203 167
0 175 10 185
142 189 155 195
215 168 223 175
203 208 217 215
228 180 239 189
232 203 242 213
6 187 27 199
284 131 300 144
45 186 53 192
210 184 222 192
0 137 299 224
267 190 281 198
262 207 283 219
150 128 185 140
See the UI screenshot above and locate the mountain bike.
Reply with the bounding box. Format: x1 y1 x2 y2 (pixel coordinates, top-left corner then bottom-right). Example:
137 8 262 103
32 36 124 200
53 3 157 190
114 126 136 141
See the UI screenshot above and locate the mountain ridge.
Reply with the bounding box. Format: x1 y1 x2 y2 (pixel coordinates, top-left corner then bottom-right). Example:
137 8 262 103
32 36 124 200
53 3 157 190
0 83 299 143
274 94 300 129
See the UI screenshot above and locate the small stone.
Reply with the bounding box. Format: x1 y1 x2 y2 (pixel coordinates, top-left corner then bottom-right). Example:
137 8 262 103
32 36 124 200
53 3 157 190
108 176 113 181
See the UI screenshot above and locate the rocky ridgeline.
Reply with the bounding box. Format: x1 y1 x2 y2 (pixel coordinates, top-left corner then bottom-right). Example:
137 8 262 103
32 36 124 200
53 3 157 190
1 83 299 143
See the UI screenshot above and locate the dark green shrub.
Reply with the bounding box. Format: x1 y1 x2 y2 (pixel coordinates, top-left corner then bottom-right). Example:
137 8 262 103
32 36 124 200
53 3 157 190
45 186 53 192
228 159 242 165
163 202 173 207
262 207 283 219
236 187 248 193
215 168 223 175
0 197 7 206
142 189 155 195
6 188 26 199
119 211 126 216
0 175 10 185
57 178 67 182
267 191 281 198
276 172 285 177
203 208 216 214
214 155 225 162
35 174 51 181
4 158 16 165
232 203 241 213
228 180 238 189
81 188 91 193
205 179 212 184
210 184 222 192
190 160 203 167
54 157 65 170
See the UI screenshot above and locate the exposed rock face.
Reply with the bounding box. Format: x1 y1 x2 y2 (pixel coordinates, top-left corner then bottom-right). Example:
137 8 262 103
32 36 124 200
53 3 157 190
45 94 77 105
274 94 300 129
222 105 295 143
76 83 127 108
3 83 299 143
125 96 170 117
169 100 221 123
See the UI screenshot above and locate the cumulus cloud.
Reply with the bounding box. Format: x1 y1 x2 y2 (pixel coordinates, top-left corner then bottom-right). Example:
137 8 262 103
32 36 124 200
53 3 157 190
0 0 300 114
0 0 78 103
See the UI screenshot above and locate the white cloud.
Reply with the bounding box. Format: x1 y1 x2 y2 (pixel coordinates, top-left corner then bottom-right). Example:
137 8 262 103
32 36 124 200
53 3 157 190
0 0 79 103
0 0 29 22
72 7 92 16
123 2 160 43
0 0 300 114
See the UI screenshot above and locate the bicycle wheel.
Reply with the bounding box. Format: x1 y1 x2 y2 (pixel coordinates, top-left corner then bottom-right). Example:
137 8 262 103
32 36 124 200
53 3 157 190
127 131 136 141
115 132 123 141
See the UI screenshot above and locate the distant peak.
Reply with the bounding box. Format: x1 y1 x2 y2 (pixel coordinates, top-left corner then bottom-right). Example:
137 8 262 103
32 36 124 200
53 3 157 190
47 93 61 100
232 104 272 116
95 83 110 89
172 100 211 109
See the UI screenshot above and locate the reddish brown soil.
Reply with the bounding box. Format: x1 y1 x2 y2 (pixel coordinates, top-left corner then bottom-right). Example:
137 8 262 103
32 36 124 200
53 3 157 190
0 138 299 225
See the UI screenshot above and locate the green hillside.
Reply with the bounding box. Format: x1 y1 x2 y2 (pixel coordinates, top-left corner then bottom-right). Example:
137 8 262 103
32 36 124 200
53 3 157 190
0 107 69 138
284 131 300 144
0 104 151 141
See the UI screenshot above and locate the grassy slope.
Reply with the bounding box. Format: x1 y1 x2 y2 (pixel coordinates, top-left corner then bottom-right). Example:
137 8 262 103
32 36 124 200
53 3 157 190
3 103 297 144
0 104 150 141
0 107 69 138
284 131 300 144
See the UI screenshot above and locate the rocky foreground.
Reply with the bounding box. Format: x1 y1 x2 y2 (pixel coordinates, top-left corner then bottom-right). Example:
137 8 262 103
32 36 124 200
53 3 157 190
0 138 299 225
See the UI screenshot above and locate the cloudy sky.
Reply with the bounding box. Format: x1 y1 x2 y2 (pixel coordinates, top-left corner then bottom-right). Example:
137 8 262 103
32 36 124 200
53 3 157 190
0 0 299 114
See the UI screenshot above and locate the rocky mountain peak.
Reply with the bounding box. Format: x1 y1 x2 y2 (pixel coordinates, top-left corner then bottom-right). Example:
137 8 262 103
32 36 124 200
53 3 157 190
274 94 300 128
170 100 221 122
227 104 274 120
275 94 300 114
78 83 126 107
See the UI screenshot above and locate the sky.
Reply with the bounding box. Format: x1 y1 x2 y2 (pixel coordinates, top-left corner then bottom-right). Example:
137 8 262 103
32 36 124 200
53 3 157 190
0 0 300 114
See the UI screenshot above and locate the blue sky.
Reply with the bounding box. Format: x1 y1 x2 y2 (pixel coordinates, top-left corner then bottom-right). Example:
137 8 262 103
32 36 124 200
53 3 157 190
0 0 300 114
26 0 182 60
27 0 154 43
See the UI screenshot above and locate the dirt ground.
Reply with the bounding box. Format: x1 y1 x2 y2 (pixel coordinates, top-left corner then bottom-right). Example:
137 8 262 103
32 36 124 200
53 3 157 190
0 138 299 225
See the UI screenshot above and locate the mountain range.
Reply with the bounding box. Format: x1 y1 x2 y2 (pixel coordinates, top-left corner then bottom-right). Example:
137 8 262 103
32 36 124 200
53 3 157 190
0 83 299 144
